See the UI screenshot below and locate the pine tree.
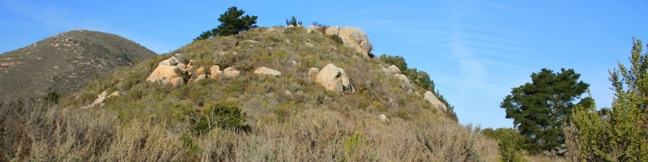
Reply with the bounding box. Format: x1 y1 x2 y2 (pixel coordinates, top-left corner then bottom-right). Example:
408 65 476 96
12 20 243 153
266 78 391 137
195 6 257 40
501 68 590 154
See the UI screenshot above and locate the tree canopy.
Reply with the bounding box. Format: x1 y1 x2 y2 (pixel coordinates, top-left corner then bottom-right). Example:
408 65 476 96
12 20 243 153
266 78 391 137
501 68 590 154
195 6 258 40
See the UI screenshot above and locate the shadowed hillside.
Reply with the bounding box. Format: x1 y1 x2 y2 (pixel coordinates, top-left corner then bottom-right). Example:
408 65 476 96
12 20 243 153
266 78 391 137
0 30 155 101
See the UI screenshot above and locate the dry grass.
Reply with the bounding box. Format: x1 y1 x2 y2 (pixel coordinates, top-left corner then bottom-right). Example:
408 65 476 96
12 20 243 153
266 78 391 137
1 102 497 161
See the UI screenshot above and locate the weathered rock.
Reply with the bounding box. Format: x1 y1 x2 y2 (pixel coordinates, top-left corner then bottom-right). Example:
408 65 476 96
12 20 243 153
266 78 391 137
424 91 447 111
223 67 240 78
195 67 206 76
158 56 180 66
394 74 414 89
380 65 393 76
316 64 354 92
210 65 223 80
194 74 209 82
379 114 389 122
388 65 401 74
308 67 320 81
254 67 282 76
146 64 185 86
108 91 120 98
83 91 120 109
324 26 372 57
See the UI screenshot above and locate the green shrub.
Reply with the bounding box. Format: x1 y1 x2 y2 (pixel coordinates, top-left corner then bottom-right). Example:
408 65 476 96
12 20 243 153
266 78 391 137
566 38 648 162
285 16 302 27
329 35 343 44
378 55 407 71
483 128 527 162
188 102 250 135
45 91 60 104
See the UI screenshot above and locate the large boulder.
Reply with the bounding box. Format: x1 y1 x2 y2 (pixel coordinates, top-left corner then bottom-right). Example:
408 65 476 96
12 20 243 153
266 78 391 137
210 65 223 80
223 67 241 78
146 64 185 86
394 74 414 89
424 91 447 111
146 55 193 86
316 64 354 92
254 67 282 76
324 27 372 57
388 65 402 74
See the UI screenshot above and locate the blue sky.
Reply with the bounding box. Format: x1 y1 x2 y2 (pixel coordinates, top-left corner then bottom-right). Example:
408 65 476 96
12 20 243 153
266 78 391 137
1 0 647 128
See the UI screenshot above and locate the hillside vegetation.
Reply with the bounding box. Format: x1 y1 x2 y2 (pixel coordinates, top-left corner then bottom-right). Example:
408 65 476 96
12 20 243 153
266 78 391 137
0 26 498 161
0 30 155 101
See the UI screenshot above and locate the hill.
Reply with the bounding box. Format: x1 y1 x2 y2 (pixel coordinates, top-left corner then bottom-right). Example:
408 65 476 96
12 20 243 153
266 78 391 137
0 27 497 161
0 30 155 101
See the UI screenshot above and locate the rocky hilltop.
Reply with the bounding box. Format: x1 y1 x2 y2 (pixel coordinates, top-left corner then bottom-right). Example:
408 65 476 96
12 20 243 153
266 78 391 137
6 26 495 161
0 30 155 101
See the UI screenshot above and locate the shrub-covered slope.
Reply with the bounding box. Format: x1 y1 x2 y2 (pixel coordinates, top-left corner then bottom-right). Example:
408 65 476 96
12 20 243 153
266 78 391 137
0 30 156 101
1 27 498 161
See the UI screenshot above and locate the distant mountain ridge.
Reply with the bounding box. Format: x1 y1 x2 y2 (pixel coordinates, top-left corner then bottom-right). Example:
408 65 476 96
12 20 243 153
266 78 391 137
0 30 156 101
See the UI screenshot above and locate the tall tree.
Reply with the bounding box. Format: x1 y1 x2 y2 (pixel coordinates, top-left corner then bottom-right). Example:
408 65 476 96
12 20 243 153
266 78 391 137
501 68 590 153
195 6 257 40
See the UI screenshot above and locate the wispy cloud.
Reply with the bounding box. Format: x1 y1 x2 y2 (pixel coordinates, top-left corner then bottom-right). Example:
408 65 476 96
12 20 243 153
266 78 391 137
3 0 99 30
1 0 172 53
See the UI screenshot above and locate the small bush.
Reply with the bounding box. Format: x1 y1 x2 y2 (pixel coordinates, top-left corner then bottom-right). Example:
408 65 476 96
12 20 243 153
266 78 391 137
312 22 328 33
329 35 343 44
285 16 302 27
188 102 250 135
483 128 527 162
45 91 60 104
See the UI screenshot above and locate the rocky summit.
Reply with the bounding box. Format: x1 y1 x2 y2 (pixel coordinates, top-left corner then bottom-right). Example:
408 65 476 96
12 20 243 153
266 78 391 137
0 30 155 101
0 26 489 162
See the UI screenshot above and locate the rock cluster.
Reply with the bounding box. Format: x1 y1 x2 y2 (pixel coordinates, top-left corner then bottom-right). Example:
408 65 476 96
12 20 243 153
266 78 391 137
381 65 414 89
146 54 192 87
147 55 287 86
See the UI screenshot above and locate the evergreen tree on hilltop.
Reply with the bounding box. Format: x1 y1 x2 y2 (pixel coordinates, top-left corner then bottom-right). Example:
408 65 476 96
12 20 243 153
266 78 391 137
195 6 258 40
501 68 591 154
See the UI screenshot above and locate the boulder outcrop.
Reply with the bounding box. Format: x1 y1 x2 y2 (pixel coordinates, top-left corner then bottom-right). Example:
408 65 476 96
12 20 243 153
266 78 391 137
254 67 282 76
316 64 354 92
424 91 447 111
146 64 185 86
210 65 223 80
394 74 414 89
223 67 241 78
146 55 193 86
388 65 401 74
324 27 372 57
